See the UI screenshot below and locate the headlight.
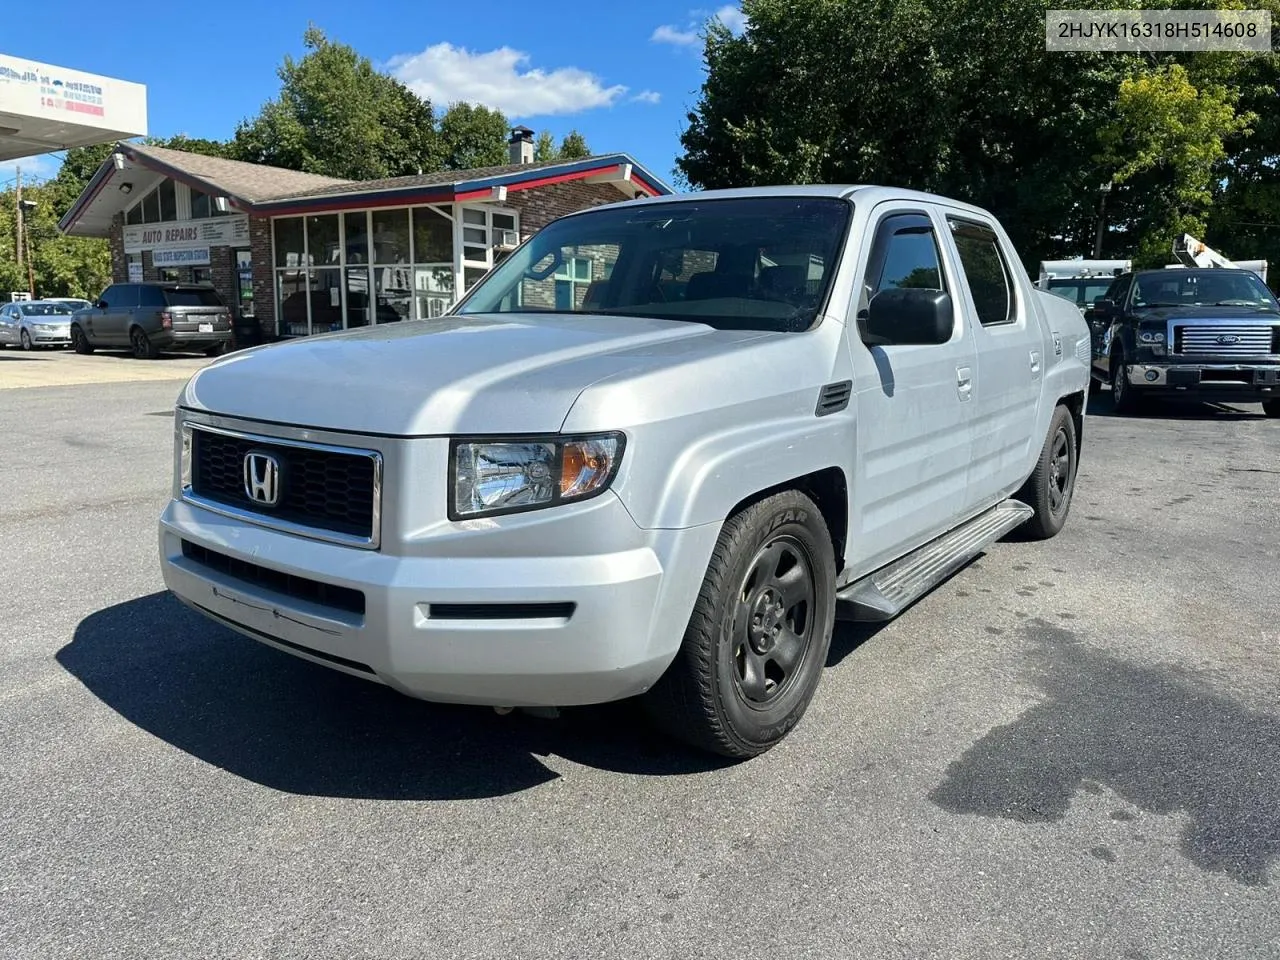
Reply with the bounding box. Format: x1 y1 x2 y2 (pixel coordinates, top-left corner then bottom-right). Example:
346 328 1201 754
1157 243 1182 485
1138 330 1165 343
451 433 624 519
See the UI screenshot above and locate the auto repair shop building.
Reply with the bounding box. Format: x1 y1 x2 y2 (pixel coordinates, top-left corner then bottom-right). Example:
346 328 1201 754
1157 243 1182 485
58 129 671 338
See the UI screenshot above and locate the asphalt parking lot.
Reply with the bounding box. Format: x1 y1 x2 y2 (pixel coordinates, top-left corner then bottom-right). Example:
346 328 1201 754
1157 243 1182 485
1 364 1277 960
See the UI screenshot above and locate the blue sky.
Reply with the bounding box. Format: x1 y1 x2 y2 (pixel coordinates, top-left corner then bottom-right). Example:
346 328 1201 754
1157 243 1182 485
2 0 745 191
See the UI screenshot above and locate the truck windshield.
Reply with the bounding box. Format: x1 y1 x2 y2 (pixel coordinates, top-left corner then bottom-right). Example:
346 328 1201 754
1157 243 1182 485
457 197 852 332
1132 271 1278 311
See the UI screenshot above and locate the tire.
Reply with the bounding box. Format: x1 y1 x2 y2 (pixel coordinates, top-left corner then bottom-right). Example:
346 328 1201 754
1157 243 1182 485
20 329 32 351
1017 404 1078 540
71 325 94 355
130 327 158 360
1264 399 1280 419
204 342 228 358
1110 351 1142 414
643 490 837 758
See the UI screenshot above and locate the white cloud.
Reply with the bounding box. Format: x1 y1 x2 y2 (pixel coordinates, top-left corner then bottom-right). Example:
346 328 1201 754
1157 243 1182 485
714 5 748 34
0 153 58 190
651 6 746 48
632 90 662 105
651 24 700 46
388 43 627 118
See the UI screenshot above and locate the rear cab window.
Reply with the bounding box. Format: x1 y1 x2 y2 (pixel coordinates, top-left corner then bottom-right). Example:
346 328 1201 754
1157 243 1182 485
947 218 1015 326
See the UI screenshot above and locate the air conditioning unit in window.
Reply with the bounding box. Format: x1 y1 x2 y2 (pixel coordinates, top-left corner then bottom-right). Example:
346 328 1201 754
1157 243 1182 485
494 229 520 250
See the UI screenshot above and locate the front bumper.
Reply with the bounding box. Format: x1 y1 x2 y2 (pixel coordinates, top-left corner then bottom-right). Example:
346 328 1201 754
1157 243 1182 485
159 495 719 707
27 328 71 346
1126 363 1280 401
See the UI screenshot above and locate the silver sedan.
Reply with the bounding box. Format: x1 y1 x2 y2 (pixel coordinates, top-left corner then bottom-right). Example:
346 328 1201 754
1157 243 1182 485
0 300 76 350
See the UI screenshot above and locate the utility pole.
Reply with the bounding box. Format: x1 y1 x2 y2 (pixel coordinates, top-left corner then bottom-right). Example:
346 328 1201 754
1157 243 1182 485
1093 181 1112 259
15 165 23 274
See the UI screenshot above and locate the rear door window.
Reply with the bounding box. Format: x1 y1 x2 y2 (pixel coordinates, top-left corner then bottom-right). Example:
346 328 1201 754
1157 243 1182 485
948 219 1013 326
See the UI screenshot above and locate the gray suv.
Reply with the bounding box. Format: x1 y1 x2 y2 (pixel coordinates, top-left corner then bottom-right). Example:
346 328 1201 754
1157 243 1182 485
71 283 232 359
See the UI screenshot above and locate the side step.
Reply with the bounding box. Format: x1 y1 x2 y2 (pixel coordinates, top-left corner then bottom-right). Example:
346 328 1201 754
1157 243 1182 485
836 499 1034 622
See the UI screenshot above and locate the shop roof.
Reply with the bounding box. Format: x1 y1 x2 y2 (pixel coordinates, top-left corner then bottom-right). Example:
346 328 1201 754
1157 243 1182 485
59 143 673 237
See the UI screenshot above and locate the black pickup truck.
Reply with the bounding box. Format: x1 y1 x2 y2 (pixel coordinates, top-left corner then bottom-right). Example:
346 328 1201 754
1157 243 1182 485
1087 267 1280 415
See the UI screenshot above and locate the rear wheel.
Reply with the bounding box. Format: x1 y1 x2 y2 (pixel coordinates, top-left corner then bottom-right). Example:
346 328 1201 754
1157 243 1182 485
1017 405 1078 540
20 329 33 351
643 490 836 758
204 342 228 358
130 327 157 360
1264 399 1280 418
71 325 94 355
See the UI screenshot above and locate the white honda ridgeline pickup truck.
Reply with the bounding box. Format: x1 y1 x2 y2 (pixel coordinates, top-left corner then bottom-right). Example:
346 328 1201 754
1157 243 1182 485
160 186 1090 757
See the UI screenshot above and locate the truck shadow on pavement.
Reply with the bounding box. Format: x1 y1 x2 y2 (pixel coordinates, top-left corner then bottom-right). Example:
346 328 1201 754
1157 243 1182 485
929 620 1278 886
58 592 740 800
1085 388 1267 421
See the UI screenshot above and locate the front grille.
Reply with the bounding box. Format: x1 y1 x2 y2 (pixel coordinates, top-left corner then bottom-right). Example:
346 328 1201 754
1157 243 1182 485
181 539 366 616
190 428 378 541
1173 324 1277 357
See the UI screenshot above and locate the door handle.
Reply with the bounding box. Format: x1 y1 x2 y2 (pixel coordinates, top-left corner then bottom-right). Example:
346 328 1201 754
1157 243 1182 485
1030 350 1042 377
956 365 973 402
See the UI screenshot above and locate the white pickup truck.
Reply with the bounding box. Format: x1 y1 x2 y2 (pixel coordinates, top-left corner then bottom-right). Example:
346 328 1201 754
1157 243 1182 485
159 186 1091 757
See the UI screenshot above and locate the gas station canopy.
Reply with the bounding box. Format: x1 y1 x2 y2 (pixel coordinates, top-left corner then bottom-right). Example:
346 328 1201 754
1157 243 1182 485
0 53 146 162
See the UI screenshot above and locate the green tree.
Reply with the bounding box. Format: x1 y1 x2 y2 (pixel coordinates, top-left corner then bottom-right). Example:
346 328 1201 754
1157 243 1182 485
534 130 558 162
437 102 510 169
0 181 110 299
558 130 591 160
230 26 439 180
677 0 1278 267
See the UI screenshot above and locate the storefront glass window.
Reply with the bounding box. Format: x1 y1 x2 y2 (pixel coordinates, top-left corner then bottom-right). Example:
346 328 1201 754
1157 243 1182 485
344 212 369 263
372 209 411 265
311 268 343 333
274 218 305 268
158 181 178 222
126 202 142 226
307 215 341 266
376 264 413 323
345 267 372 328
277 269 311 337
464 267 488 291
191 189 211 220
142 188 161 224
412 208 451 263
414 266 454 319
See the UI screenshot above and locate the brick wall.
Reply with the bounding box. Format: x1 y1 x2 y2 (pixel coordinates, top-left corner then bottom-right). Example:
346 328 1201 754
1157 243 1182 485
507 181 631 237
249 216 275 336
108 214 126 282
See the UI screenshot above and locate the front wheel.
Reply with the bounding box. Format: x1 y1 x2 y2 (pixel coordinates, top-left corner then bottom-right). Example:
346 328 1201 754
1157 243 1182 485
71 326 94 355
20 329 33 351
1018 405 1078 540
643 490 837 758
1264 399 1280 419
1110 353 1142 414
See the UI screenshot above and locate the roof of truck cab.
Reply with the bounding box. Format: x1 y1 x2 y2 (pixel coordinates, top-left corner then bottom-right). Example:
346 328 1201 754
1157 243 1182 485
578 184 997 218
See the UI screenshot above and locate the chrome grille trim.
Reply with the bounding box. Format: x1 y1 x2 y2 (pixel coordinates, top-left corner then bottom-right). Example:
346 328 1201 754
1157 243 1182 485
180 421 384 550
1172 323 1278 357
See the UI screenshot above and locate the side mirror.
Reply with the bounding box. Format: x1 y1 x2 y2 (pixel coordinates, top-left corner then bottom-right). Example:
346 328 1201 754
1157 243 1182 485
863 287 954 346
1090 297 1114 320
95 300 108 310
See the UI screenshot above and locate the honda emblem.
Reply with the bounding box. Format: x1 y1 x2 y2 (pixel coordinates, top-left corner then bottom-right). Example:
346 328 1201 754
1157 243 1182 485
243 451 281 507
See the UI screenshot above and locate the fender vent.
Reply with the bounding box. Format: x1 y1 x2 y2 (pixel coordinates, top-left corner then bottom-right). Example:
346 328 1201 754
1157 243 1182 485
816 380 852 416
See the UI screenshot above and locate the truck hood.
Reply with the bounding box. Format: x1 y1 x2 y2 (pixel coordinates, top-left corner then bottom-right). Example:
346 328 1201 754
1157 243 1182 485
179 314 740 435
1134 305 1280 323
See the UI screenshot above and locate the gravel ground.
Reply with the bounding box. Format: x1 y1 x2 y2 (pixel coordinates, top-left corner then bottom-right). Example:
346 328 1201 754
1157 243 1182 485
1 378 1276 960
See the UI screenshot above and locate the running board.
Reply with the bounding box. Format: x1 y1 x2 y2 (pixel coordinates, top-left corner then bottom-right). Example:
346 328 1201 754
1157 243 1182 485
836 499 1034 622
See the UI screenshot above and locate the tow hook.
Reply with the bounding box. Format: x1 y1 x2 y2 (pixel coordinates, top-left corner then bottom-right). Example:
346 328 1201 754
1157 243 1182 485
492 705 560 719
